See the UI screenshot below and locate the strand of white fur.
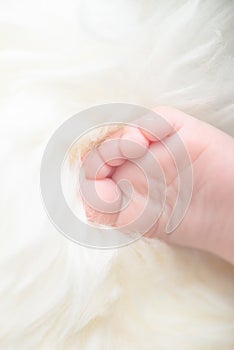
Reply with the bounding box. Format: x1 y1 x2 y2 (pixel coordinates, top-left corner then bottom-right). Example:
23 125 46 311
0 0 234 348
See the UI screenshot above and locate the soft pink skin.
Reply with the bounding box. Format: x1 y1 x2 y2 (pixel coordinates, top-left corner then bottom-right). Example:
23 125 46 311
81 107 234 264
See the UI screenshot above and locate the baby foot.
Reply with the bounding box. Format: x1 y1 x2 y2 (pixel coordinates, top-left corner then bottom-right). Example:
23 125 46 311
80 107 234 263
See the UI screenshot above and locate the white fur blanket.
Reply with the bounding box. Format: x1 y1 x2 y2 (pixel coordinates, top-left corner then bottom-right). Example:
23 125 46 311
0 0 234 349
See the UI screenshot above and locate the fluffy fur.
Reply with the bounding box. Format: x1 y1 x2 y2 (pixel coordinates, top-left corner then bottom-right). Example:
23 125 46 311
0 0 234 349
